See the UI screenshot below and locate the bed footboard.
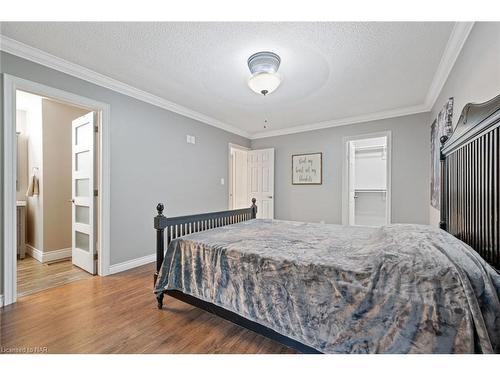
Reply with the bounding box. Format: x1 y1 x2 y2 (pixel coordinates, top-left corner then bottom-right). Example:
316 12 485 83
153 199 257 307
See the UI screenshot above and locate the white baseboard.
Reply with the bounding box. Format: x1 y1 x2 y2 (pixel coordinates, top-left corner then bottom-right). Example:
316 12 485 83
109 253 156 275
26 245 43 262
26 245 71 263
0 294 4 307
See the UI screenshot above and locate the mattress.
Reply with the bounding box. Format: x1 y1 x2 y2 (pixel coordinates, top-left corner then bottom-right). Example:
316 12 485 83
154 219 500 353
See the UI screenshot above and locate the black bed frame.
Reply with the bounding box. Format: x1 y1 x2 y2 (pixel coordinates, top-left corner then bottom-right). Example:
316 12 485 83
440 94 500 270
153 94 500 354
153 199 321 353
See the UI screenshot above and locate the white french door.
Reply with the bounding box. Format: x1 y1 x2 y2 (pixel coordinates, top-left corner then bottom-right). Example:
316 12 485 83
71 112 97 274
247 148 275 219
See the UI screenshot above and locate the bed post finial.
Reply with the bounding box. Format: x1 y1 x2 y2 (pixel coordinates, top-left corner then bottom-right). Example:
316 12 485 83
157 203 164 215
251 198 257 219
154 203 168 309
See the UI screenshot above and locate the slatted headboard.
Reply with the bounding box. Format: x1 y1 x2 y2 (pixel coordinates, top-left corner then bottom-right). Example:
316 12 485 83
440 94 500 270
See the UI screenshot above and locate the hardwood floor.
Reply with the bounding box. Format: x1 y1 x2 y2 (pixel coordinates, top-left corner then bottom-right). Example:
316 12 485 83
17 255 93 298
1 262 296 354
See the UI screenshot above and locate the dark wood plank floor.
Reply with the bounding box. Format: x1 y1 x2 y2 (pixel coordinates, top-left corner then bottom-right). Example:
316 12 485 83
1 262 296 354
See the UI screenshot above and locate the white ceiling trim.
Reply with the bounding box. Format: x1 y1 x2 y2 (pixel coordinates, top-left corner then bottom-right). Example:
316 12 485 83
251 103 429 139
0 23 474 140
0 35 250 138
423 22 475 110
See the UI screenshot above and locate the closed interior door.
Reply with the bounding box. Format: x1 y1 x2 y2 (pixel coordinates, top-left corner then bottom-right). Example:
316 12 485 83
230 147 248 209
71 112 96 274
247 148 275 219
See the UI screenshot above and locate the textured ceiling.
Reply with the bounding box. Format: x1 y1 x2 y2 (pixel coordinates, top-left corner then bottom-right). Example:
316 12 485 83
0 22 455 136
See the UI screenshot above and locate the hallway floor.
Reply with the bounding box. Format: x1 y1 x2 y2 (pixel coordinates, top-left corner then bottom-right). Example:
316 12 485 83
17 255 93 298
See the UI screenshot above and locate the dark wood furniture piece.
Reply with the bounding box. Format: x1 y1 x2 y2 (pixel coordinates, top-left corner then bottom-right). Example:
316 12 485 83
153 199 320 353
153 94 500 353
440 94 500 270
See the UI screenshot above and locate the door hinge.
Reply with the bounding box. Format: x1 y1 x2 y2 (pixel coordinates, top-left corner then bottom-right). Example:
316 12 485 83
94 189 98 197
94 125 99 133
93 253 98 260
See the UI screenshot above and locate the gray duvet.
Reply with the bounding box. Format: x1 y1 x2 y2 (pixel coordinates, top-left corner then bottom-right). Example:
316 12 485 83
154 219 500 353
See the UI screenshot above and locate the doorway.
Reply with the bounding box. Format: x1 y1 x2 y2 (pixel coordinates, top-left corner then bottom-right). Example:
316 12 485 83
3 75 111 306
342 132 392 226
228 145 275 219
15 91 97 297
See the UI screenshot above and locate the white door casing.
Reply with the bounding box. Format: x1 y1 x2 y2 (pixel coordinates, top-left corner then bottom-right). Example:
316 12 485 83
3 75 111 306
342 131 392 226
71 112 97 274
247 148 274 219
348 141 356 225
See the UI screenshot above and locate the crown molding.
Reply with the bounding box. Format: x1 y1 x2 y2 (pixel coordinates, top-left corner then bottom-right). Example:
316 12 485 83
250 103 429 139
0 35 250 138
251 22 475 139
1 22 474 140
424 22 475 110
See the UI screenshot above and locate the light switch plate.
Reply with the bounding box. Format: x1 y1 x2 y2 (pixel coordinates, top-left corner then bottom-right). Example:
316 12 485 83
220 178 225 185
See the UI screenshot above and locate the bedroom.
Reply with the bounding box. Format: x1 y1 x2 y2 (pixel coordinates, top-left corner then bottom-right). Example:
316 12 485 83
1 0 499 372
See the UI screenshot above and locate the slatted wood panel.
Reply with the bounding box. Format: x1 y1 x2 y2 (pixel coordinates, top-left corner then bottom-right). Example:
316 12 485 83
165 208 255 247
446 126 499 269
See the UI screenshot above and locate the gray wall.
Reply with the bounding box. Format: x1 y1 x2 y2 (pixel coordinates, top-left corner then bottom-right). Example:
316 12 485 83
251 113 430 225
0 51 250 295
429 22 500 226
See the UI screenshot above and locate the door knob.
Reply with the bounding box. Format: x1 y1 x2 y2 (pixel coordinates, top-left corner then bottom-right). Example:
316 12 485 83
267 196 273 199
68 199 75 204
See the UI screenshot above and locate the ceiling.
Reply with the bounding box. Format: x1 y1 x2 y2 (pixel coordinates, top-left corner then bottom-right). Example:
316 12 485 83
1 22 461 138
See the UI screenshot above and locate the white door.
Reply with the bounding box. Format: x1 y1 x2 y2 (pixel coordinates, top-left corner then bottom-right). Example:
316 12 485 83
230 148 248 209
247 148 274 219
71 112 97 274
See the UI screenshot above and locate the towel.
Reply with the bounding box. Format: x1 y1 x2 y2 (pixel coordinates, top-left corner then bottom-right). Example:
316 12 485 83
26 174 39 197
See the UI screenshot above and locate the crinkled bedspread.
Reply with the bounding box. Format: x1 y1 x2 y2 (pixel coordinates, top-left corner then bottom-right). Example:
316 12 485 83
154 219 500 353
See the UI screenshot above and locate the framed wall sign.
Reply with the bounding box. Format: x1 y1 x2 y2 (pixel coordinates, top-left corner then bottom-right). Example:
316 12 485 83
292 152 322 185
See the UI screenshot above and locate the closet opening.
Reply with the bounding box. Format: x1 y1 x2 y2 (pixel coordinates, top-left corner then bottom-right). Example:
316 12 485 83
342 132 392 226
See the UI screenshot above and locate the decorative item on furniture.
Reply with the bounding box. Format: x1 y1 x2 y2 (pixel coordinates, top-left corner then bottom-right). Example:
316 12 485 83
292 152 322 185
440 93 500 270
431 97 454 209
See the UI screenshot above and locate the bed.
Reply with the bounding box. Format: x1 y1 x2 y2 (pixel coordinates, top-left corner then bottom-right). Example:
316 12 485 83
153 95 500 354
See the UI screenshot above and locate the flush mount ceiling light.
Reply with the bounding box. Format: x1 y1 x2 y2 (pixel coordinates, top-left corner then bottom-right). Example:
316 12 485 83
247 51 281 96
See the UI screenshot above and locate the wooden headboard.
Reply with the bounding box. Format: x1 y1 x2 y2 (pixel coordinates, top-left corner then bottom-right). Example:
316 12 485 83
440 94 500 270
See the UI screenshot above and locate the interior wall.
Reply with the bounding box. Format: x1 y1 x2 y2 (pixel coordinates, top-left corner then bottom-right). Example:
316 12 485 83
429 22 500 226
18 91 44 251
0 72 4 296
16 109 28 201
353 137 387 190
42 99 88 252
0 50 250 284
251 113 430 224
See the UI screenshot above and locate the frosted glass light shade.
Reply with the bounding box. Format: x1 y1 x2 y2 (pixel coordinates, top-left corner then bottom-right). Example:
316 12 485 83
247 72 281 96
